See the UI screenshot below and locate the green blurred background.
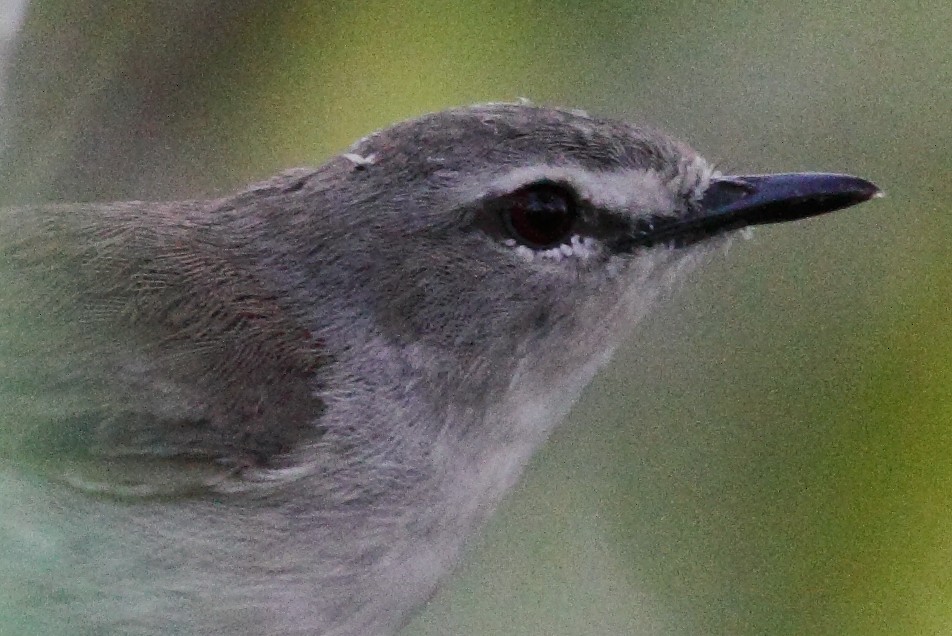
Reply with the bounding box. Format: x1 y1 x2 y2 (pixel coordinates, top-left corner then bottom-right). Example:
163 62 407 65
0 1 949 634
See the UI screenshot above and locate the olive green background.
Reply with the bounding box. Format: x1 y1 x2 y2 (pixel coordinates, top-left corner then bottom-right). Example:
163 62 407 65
0 1 949 634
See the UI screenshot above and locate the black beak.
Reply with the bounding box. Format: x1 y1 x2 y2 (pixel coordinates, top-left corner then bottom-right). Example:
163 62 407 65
632 172 882 247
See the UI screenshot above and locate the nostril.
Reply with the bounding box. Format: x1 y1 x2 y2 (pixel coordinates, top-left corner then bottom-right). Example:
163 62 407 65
697 179 755 212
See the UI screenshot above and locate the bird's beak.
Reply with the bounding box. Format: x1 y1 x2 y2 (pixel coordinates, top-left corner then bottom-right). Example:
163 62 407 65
635 172 883 247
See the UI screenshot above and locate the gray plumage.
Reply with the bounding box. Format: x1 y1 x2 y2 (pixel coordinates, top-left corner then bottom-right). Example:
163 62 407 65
0 103 879 635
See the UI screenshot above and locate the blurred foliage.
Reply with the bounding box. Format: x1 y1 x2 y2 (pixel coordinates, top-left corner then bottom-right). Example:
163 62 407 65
0 1 950 634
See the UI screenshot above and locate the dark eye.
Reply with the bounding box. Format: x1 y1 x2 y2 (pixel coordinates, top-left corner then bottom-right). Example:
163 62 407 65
501 183 578 249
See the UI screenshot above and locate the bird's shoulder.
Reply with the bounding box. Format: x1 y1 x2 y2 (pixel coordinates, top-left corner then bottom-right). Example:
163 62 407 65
0 197 328 495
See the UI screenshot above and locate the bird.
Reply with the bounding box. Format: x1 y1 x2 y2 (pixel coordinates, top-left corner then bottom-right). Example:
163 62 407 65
0 103 881 635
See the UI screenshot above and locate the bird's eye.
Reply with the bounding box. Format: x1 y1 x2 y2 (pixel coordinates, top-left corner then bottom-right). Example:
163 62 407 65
501 183 578 249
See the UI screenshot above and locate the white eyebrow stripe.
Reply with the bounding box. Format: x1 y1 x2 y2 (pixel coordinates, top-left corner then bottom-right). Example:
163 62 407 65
484 165 677 216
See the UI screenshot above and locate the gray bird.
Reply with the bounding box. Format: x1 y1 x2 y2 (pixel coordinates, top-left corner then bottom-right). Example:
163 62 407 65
0 103 880 635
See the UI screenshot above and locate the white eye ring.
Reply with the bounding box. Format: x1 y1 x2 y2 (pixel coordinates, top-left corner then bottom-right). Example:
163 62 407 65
511 234 598 262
